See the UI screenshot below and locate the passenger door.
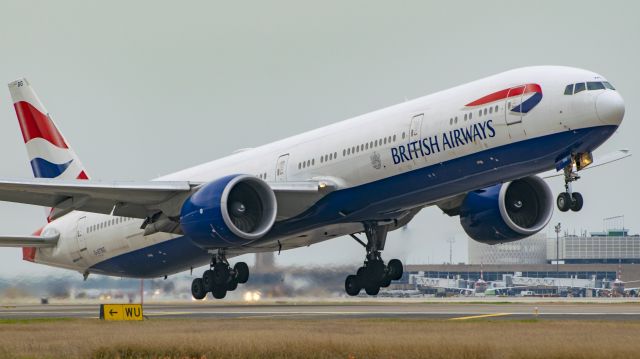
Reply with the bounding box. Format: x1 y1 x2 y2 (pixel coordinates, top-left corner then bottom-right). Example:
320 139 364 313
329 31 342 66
73 216 88 266
504 86 526 138
409 114 424 165
275 154 289 181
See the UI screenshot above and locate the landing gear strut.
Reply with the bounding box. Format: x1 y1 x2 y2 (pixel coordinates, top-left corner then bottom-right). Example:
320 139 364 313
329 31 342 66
191 249 250 300
345 223 403 297
557 156 584 212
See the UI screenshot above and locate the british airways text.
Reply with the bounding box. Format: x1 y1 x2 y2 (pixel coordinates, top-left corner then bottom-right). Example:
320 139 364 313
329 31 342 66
391 119 496 164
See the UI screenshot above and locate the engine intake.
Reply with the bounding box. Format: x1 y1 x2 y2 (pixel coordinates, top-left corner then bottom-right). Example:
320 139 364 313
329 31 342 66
460 176 554 244
180 175 277 248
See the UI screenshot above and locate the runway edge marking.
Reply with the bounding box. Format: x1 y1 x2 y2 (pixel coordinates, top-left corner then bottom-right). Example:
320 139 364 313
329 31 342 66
449 313 512 321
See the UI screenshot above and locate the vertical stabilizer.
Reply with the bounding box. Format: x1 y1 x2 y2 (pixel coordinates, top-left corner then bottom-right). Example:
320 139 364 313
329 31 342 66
8 78 89 180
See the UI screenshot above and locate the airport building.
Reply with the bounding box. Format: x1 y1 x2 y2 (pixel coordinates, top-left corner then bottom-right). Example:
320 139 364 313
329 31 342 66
469 227 640 265
547 229 640 264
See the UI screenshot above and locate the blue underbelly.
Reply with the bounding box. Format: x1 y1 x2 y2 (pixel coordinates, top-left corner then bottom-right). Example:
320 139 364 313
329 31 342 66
90 125 617 278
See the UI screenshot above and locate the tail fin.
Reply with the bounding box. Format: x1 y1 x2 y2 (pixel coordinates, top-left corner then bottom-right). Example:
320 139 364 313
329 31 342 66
8 78 89 180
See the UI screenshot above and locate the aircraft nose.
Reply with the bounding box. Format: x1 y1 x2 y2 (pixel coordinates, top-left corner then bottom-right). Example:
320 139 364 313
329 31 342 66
596 90 625 126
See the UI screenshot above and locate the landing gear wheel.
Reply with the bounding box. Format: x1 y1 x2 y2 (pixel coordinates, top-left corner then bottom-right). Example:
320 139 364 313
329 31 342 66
234 262 249 284
364 284 380 296
367 260 386 284
345 275 361 296
557 192 572 212
202 269 214 292
387 259 404 281
191 278 206 300
211 285 227 299
213 262 230 285
380 276 392 288
226 278 238 291
570 192 583 212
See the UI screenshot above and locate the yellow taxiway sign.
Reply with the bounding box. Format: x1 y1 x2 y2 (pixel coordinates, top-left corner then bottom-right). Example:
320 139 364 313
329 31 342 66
100 304 143 321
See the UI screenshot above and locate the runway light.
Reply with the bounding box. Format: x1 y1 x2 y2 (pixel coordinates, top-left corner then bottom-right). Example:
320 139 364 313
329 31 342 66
243 291 262 302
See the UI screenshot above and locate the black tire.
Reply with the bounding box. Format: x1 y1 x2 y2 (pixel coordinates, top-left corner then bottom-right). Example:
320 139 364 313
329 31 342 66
234 262 250 284
211 285 227 299
387 259 404 281
345 275 361 296
356 267 366 277
570 192 584 212
380 276 392 288
367 260 386 283
213 262 230 285
557 192 571 212
226 278 238 291
191 278 206 300
364 284 380 296
202 269 214 292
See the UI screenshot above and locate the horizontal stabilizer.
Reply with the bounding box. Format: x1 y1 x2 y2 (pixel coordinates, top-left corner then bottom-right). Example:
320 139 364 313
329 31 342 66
0 232 59 247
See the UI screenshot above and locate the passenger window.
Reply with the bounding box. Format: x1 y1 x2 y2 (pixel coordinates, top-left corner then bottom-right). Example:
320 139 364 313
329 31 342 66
587 81 605 91
449 118 453 125
495 105 498 112
392 135 396 142
454 116 458 124
483 108 487 115
574 83 586 93
464 114 467 121
603 82 616 90
564 84 574 95
469 113 472 120
489 107 493 114
311 159 315 166
334 152 337 158
478 110 482 117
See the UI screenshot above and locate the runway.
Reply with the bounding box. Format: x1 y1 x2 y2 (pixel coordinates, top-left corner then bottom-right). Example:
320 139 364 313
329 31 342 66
2 300 640 321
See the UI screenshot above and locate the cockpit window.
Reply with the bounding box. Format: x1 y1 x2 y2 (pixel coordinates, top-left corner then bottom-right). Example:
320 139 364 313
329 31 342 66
564 84 574 95
603 81 616 90
574 82 586 94
587 81 606 91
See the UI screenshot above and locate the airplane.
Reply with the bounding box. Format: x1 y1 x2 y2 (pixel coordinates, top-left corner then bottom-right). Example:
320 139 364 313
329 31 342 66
0 66 627 300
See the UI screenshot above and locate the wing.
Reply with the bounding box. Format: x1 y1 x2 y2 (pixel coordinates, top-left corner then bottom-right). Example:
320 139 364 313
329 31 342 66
0 177 335 224
539 149 631 179
436 149 631 216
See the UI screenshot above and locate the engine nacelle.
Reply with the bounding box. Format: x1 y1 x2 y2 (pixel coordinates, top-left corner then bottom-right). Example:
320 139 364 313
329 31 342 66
180 174 277 248
460 176 554 244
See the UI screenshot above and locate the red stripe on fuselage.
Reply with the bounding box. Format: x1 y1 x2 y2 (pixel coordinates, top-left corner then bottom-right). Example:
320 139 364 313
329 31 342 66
13 101 68 149
465 83 542 107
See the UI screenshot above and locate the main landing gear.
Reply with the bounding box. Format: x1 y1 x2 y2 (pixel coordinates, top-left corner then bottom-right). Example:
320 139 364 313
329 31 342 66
191 250 249 300
345 223 403 296
556 156 584 213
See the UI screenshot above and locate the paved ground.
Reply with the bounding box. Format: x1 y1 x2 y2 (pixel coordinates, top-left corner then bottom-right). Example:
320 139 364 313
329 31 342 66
1 300 640 321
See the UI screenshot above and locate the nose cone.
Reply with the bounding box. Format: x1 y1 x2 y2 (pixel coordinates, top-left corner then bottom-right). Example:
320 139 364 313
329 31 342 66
596 91 625 126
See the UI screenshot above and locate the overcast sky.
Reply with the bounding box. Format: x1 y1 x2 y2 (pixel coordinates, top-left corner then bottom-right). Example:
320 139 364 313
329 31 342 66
0 1 637 277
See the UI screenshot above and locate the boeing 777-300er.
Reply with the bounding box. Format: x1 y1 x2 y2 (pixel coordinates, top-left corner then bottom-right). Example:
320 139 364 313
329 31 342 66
0 66 628 299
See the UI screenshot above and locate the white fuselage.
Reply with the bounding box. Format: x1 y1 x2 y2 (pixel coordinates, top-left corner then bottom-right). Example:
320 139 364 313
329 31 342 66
30 66 623 277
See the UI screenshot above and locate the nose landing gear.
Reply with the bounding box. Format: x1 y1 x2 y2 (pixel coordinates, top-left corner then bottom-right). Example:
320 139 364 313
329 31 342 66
345 223 404 297
557 156 584 212
191 249 250 300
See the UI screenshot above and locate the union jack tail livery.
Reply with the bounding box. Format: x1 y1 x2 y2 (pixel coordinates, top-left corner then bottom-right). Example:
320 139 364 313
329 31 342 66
8 78 89 180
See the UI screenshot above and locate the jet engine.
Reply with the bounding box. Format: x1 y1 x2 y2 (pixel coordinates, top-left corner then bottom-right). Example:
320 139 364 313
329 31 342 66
180 174 277 248
460 176 553 244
